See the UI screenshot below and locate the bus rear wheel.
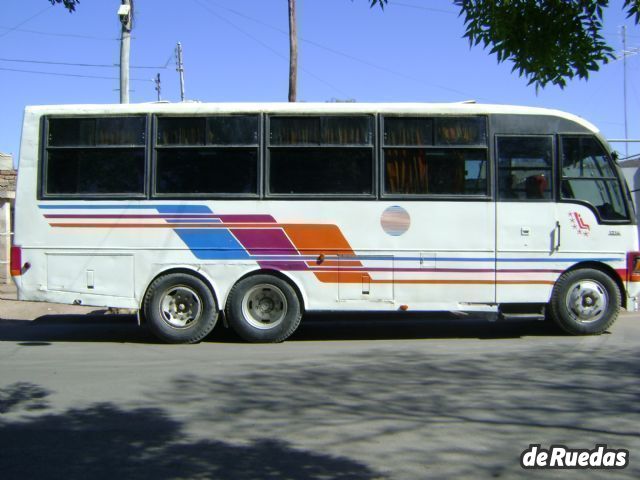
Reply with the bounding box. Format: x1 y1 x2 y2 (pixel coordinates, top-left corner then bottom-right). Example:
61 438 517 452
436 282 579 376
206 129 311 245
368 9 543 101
225 274 302 343
144 273 218 344
549 268 621 335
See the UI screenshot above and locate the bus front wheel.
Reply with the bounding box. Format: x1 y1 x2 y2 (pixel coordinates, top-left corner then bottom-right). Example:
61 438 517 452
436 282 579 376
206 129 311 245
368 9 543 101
144 273 218 344
225 274 302 343
549 268 621 335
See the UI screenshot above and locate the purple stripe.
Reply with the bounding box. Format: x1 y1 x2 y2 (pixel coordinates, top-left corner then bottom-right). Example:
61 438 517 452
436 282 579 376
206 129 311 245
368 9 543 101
218 215 276 223
258 261 310 271
231 228 299 256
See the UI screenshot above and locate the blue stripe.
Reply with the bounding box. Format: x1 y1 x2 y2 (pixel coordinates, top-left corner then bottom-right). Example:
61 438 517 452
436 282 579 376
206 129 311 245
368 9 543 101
174 229 249 260
39 204 213 214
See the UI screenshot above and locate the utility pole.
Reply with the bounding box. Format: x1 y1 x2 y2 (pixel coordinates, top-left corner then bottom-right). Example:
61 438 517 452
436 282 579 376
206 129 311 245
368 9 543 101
288 0 297 102
176 42 185 102
154 73 161 101
623 25 629 158
118 0 132 104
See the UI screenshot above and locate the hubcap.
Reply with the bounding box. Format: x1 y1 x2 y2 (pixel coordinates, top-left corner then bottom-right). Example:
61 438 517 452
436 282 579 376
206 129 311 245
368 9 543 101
565 280 608 323
159 286 202 328
241 284 287 330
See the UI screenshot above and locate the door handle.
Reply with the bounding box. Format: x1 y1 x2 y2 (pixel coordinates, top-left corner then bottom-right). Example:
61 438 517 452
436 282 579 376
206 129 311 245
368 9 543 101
555 221 561 251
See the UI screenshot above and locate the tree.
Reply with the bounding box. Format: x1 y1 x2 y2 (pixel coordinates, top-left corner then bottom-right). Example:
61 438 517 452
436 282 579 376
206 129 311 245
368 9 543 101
368 0 640 89
49 0 80 12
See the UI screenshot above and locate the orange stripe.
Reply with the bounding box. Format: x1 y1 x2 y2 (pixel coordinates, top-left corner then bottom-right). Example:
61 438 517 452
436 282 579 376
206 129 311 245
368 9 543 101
283 224 361 260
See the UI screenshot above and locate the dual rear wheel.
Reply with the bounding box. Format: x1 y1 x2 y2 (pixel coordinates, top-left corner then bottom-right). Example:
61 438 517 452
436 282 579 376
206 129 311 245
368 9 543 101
144 272 301 344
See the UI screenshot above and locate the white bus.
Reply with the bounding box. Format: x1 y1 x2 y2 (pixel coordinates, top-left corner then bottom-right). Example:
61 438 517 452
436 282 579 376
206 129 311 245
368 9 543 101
11 102 640 343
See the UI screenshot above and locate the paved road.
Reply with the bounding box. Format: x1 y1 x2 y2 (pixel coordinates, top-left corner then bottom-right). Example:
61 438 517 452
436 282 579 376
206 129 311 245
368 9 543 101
1 293 639 479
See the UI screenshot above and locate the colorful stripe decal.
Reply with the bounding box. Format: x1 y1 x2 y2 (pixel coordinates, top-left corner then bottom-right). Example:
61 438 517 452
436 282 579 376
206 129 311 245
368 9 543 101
38 204 625 286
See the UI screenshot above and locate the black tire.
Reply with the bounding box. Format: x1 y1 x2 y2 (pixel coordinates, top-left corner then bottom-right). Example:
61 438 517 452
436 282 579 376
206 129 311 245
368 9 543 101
143 273 218 344
225 274 302 343
548 268 621 335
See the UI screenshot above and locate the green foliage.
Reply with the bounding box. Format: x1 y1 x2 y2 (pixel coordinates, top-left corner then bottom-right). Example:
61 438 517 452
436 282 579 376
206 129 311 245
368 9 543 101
455 0 616 88
49 0 80 13
370 0 640 89
624 0 640 22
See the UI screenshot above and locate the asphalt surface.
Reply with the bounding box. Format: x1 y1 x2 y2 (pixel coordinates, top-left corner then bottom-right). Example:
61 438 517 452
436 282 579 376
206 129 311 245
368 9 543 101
1 284 639 479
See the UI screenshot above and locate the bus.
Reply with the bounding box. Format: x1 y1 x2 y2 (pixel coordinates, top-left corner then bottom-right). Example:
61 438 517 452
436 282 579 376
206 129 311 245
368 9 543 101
10 102 640 343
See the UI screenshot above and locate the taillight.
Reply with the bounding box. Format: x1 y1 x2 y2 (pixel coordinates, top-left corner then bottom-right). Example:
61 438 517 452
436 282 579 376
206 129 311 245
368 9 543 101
627 251 640 282
10 245 22 276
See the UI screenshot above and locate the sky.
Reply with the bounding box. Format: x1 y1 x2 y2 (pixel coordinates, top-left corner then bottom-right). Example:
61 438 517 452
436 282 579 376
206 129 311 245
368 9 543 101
1 0 640 165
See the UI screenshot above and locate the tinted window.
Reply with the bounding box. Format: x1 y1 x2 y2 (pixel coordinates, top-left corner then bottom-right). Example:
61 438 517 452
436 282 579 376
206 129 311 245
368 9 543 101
156 149 257 195
322 116 372 144
270 148 372 194
562 136 616 178
270 116 373 145
435 117 486 146
46 149 145 195
157 117 205 145
49 116 146 146
384 148 487 195
381 115 489 197
561 136 627 220
384 117 433 146
498 136 553 200
207 116 258 145
271 117 320 145
45 116 147 197
154 115 260 197
268 115 374 196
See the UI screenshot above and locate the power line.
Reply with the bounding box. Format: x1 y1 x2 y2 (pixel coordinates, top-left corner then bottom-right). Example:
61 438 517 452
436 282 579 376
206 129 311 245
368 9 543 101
0 25 117 41
189 0 350 97
0 6 53 40
200 0 483 100
0 66 153 82
0 57 170 70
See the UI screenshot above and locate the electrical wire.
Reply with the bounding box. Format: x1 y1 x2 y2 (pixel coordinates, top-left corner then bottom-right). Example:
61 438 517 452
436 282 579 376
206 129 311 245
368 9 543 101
0 6 53 40
0 25 118 41
200 0 483 100
0 66 153 82
189 0 350 97
0 57 172 70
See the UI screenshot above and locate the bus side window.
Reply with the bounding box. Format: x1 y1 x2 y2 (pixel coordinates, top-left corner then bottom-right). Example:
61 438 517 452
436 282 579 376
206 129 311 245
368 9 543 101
560 136 628 221
497 136 553 201
45 116 146 197
268 115 374 196
382 116 488 196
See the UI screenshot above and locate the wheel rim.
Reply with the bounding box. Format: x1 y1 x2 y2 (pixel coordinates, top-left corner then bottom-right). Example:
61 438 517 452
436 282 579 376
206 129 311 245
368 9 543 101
159 285 202 328
241 284 288 330
565 279 608 323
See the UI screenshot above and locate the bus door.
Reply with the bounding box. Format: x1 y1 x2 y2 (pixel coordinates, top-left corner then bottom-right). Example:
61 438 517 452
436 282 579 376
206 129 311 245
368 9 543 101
495 135 558 303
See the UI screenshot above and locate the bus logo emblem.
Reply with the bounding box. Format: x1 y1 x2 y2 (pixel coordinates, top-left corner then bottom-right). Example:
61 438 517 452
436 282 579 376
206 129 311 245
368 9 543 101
569 212 590 237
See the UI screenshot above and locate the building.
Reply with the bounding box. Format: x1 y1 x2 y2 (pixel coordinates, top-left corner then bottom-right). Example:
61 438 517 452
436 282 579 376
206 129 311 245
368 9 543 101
0 152 16 284
620 157 640 223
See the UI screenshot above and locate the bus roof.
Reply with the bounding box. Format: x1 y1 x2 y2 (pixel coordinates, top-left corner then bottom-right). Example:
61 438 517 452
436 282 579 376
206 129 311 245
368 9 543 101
24 102 599 133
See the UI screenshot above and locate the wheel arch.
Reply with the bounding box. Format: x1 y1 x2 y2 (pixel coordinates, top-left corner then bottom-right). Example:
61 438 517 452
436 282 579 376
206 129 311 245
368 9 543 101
224 268 307 312
561 261 626 309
